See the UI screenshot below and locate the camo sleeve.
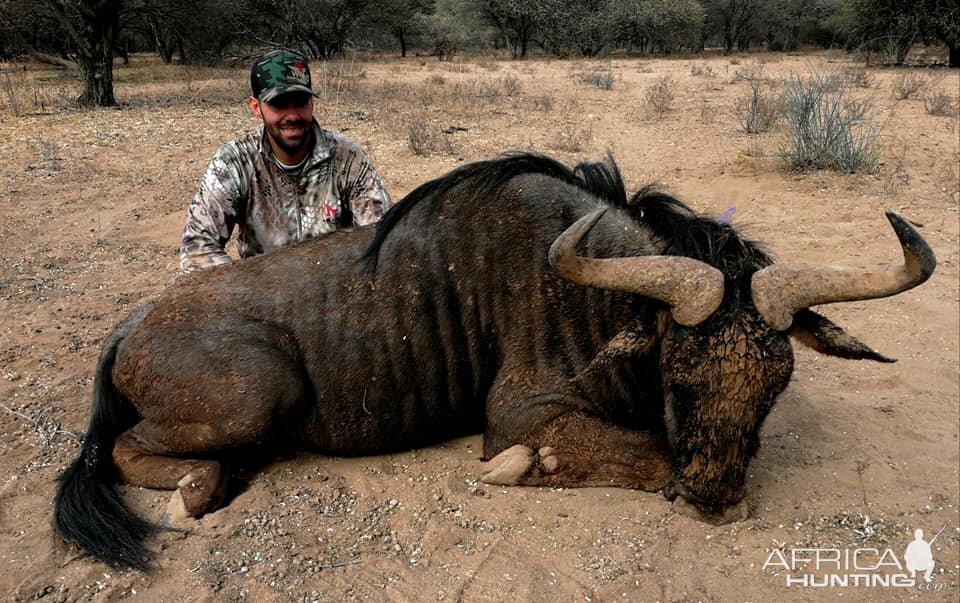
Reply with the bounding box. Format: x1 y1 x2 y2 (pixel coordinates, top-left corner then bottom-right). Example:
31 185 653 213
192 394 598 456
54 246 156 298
178 145 247 276
334 140 393 226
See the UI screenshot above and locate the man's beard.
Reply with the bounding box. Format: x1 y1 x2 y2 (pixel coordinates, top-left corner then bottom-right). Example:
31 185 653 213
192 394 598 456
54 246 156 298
267 120 312 155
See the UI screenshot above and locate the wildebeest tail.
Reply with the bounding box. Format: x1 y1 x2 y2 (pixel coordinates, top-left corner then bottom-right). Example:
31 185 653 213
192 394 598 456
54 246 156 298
53 305 156 571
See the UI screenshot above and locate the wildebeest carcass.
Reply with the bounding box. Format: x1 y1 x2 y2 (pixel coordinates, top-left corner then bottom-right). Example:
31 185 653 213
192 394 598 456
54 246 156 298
54 154 935 569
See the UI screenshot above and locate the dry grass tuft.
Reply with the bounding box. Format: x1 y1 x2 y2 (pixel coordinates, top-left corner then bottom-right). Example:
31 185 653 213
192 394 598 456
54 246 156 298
891 72 929 100
500 74 522 96
843 67 875 89
690 64 715 78
734 80 784 133
407 116 457 156
528 95 555 112
551 118 592 152
924 91 959 117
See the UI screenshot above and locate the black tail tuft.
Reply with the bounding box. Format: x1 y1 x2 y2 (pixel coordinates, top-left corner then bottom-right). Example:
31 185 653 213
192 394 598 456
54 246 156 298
54 454 157 571
53 305 157 570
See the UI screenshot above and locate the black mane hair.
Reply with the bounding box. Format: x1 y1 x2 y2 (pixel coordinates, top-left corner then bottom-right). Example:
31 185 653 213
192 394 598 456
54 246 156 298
362 153 625 270
362 153 770 277
625 185 773 277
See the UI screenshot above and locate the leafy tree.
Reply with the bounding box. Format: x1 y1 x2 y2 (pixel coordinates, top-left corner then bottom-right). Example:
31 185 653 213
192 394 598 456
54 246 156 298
475 0 542 57
612 0 704 54
848 0 959 66
367 0 435 57
244 0 371 60
539 0 612 57
703 0 768 53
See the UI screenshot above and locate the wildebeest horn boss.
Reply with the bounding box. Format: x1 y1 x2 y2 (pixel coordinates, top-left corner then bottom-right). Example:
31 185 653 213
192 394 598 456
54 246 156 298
53 153 935 570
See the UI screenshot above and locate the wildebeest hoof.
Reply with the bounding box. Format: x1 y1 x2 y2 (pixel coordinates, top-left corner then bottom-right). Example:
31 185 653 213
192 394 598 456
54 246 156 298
168 466 227 520
163 489 190 526
479 445 535 485
538 447 560 473
672 496 749 525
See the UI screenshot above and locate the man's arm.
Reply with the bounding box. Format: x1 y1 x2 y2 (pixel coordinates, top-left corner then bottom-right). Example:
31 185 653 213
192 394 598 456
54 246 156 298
335 141 393 226
178 146 246 276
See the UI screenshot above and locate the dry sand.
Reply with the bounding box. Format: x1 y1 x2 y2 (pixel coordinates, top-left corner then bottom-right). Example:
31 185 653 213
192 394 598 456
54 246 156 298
0 52 957 601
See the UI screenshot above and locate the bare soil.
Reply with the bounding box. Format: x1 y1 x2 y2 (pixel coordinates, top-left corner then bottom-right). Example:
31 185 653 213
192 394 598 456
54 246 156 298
0 52 957 602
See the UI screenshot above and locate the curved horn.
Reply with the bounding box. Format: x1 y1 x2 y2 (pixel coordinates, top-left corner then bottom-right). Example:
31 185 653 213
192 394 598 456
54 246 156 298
549 208 725 326
752 211 936 331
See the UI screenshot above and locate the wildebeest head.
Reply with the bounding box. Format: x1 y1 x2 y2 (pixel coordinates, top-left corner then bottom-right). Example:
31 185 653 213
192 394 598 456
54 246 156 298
551 187 935 525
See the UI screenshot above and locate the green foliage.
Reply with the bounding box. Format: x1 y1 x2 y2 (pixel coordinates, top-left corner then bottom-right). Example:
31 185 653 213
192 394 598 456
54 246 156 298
365 0 435 56
612 0 703 54
244 0 371 60
849 0 959 66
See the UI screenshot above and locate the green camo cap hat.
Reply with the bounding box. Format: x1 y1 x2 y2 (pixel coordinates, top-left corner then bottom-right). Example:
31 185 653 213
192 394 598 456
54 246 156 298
250 50 317 102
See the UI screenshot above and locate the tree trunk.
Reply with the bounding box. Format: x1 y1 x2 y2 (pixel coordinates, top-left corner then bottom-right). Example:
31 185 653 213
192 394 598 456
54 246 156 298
77 45 116 106
949 44 958 68
397 29 407 58
48 0 122 107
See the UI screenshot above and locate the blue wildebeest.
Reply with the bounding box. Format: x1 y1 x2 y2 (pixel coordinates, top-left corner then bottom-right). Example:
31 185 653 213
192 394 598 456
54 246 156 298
54 154 935 569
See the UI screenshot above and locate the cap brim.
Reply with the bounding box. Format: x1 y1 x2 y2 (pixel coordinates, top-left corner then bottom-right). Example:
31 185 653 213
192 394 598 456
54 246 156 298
259 85 318 103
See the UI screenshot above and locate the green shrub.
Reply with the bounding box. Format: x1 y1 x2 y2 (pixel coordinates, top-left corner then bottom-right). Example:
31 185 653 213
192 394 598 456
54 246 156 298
780 71 880 173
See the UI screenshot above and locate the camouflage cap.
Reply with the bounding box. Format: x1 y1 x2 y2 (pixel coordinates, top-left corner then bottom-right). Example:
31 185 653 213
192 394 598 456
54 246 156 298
250 49 317 103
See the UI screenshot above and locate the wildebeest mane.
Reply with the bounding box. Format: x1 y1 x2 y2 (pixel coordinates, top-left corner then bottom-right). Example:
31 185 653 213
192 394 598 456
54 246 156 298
361 152 770 279
361 153 625 270
625 186 773 278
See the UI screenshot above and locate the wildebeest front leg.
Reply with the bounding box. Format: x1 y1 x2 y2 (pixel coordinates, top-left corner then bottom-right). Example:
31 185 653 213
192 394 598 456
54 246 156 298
480 410 672 491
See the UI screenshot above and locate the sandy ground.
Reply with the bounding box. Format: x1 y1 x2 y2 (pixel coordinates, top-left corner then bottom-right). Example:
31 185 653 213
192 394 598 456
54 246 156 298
0 52 957 602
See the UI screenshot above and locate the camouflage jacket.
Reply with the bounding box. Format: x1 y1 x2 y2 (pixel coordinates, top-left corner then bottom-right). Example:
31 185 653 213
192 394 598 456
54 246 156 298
179 122 392 275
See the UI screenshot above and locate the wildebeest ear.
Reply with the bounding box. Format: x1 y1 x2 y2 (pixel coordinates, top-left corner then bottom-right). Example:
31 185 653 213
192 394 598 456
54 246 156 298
789 309 895 363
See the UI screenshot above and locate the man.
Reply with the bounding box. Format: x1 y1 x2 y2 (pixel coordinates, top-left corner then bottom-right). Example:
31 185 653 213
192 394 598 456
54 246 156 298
179 49 392 275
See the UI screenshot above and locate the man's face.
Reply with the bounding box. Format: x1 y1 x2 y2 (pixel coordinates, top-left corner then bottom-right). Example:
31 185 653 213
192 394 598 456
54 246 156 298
249 92 314 156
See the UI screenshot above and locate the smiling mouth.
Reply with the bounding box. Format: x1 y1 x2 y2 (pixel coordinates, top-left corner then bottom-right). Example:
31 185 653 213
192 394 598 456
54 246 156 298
280 124 306 135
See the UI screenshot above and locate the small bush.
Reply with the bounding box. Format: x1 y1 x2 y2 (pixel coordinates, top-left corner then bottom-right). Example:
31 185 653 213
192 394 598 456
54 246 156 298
501 74 522 96
780 71 880 173
476 59 501 71
734 80 784 133
844 68 875 88
427 74 446 86
892 72 927 100
644 75 675 118
580 67 614 90
476 78 502 100
924 92 959 117
732 64 767 83
592 71 615 89
690 64 715 77
407 118 456 156
552 121 593 152
528 95 555 112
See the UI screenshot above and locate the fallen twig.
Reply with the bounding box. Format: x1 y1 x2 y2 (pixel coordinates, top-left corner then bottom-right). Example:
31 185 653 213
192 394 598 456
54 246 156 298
321 558 361 569
0 402 81 441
